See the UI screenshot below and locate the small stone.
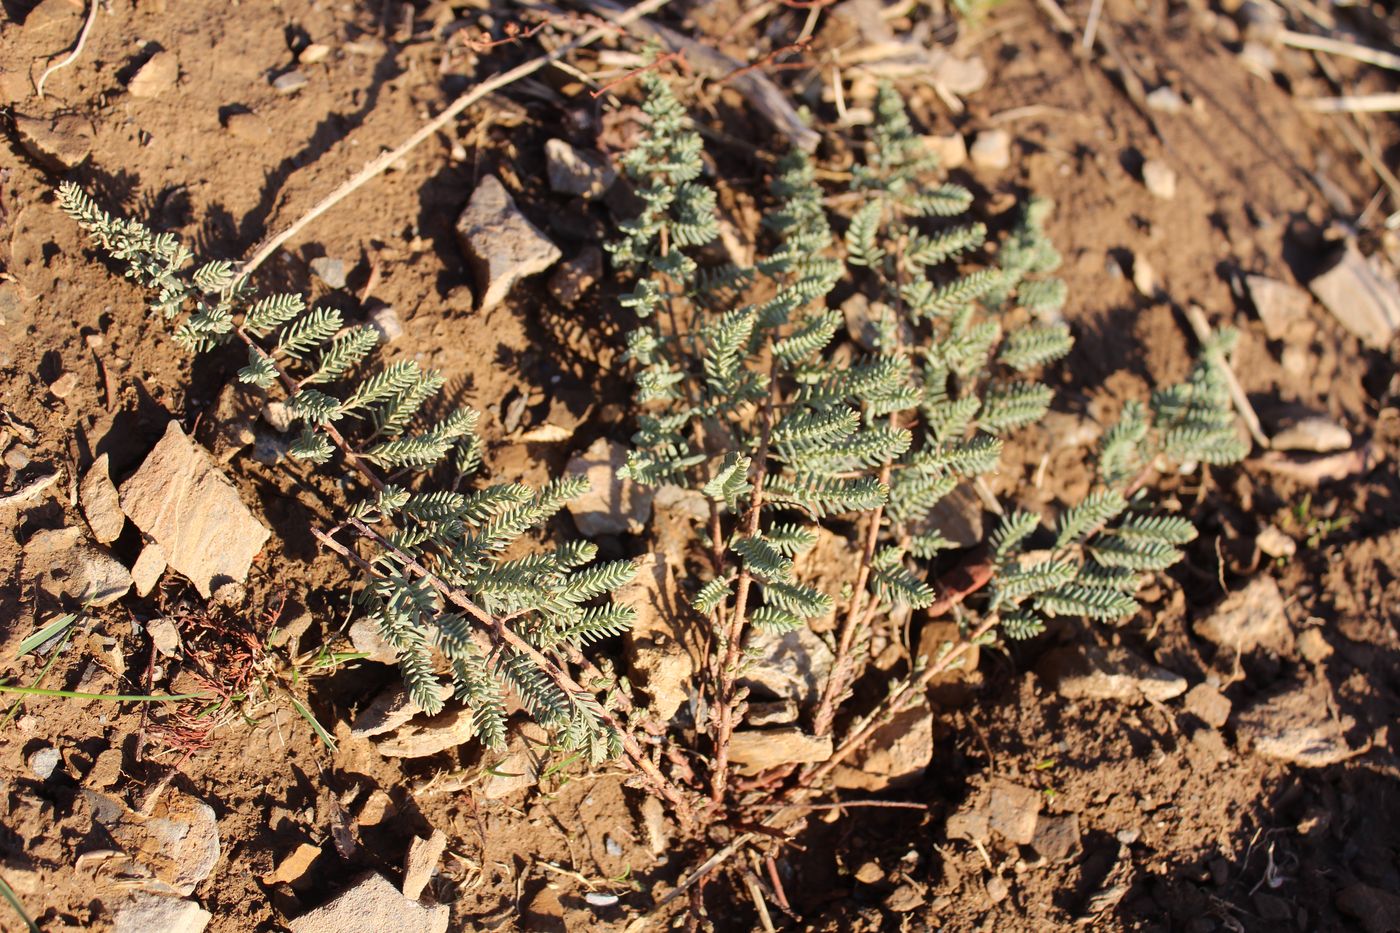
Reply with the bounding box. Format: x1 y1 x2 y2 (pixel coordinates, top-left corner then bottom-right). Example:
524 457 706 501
854 861 884 884
1146 86 1186 114
4 444 32 470
1255 525 1295 559
86 747 123 788
111 892 211 933
518 386 594 444
546 246 603 307
224 112 272 143
1132 253 1158 296
544 139 616 199
478 721 549 799
832 697 932 791
28 746 61 780
81 454 125 543
969 129 1011 170
272 71 309 94
1297 628 1332 664
1193 575 1289 654
349 618 398 664
1309 241 1400 349
120 421 271 599
357 790 394 827
127 52 179 98
564 438 653 536
300 43 332 64
987 778 1042 845
288 872 448 933
48 371 78 398
585 893 619 908
23 526 132 608
620 554 699 722
373 706 476 759
264 843 321 886
986 875 1010 904
1238 40 1277 77
262 401 295 433
1183 683 1231 728
309 257 348 290
603 835 623 857
922 132 967 170
728 727 832 772
147 616 181 658
1235 683 1353 767
747 699 797 726
1142 160 1176 200
455 176 561 312
14 112 94 171
886 883 926 913
1038 642 1187 704
945 807 990 844
1269 414 1351 453
1030 812 1081 862
401 829 447 900
351 681 451 739
367 305 403 343
1336 883 1400 933
1245 275 1311 341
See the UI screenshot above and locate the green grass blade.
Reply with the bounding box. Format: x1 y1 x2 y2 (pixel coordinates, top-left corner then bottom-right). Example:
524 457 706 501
0 686 208 702
15 613 78 658
289 695 337 752
0 872 40 933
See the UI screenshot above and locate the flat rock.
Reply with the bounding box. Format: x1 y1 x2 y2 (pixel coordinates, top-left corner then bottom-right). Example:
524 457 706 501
1142 159 1177 200
1038 642 1187 704
564 438 653 536
288 872 449 933
1308 241 1400 349
264 842 320 886
832 697 932 791
1193 575 1289 654
738 626 834 713
351 681 451 739
1234 683 1354 767
478 721 549 799
272 71 309 94
148 617 181 657
454 175 561 312
373 706 476 759
1182 683 1231 728
81 454 125 543
94 788 220 895
119 421 271 599
349 618 398 664
969 129 1011 170
1031 812 1081 862
128 52 179 98
547 246 603 308
1269 414 1351 453
1245 274 1311 341
729 727 832 772
987 778 1042 845
309 257 348 290
131 541 168 597
1336 883 1400 933
112 892 211 933
620 553 699 722
401 829 447 900
23 526 132 608
14 112 94 171
544 139 616 199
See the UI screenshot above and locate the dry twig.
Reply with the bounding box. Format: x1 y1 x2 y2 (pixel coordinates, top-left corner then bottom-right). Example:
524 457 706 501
35 0 99 98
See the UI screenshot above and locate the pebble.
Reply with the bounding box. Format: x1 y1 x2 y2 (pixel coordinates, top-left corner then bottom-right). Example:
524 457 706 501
986 875 1010 904
922 132 967 170
1269 414 1351 453
4 444 32 470
1256 525 1296 559
300 43 332 64
80 454 125 543
987 778 1042 845
455 175 561 312
1182 683 1231 728
401 830 447 900
1244 274 1311 341
1142 160 1177 200
28 746 61 780
1308 241 1400 349
604 836 623 857
373 706 477 759
1132 253 1158 296
127 51 179 98
147 616 181 657
1146 86 1186 114
1297 628 1332 664
478 722 550 798
585 893 620 908
367 305 403 343
264 843 321 886
970 129 1012 170
22 526 132 608
619 554 696 722
272 71 309 94
728 728 833 772
1235 683 1353 767
288 872 448 933
1038 642 1187 704
564 438 653 536
48 371 78 398
111 892 211 933
309 257 348 290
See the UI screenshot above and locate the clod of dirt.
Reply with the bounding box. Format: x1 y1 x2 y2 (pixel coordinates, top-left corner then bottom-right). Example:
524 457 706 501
885 882 926 913
127 52 179 98
1255 524 1296 559
1037 642 1187 704
309 257 348 290
80 453 125 543
287 872 448 933
987 778 1042 845
13 112 94 171
1297 627 1332 664
90 788 221 895
454 175 561 312
1030 812 1081 863
27 746 60 780
738 627 834 714
373 706 477 759
110 891 211 933
1268 413 1351 453
564 438 653 536
478 720 549 799
545 139 616 199
401 829 447 900
1182 682 1232 728
970 129 1011 170
147 616 181 658
832 697 933 791
367 305 403 343
922 133 967 169
728 727 833 772
264 842 320 887
119 421 271 599
1307 241 1400 349
131 541 167 597
22 526 132 608
1192 575 1289 655
986 874 1010 904
1141 160 1177 200
620 553 698 722
351 681 452 739
272 71 309 94
349 618 398 664
224 112 273 143
1335 883 1400 933
1234 684 1354 767
1244 274 1311 341
546 246 603 308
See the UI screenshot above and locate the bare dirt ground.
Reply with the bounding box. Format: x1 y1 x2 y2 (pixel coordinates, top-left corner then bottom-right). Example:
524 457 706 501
2 0 1399 930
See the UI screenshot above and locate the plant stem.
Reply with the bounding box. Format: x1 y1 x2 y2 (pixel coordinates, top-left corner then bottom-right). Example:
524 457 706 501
0 685 208 702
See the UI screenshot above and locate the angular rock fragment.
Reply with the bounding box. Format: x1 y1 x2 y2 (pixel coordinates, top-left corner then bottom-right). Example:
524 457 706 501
111 892 211 933
1268 413 1350 453
478 721 550 799
1038 642 1187 703
1308 241 1400 349
80 454 125 543
90 788 221 895
1182 683 1231 728
119 421 271 599
1031 812 1081 862
401 829 447 900
922 132 967 169
455 176 561 312
620 554 699 722
131 541 168 597
1193 575 1288 654
127 52 179 98
729 727 832 772
288 872 449 933
970 129 1011 170
23 526 131 608
309 257 348 290
832 697 933 791
545 139 616 198
987 778 1042 845
738 627 834 714
1245 274 1311 341
373 706 476 759
1234 683 1353 767
14 112 94 171
564 438 653 536
1142 159 1177 200
264 842 321 886
351 681 451 739
349 618 398 665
